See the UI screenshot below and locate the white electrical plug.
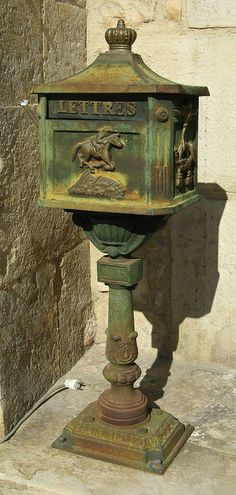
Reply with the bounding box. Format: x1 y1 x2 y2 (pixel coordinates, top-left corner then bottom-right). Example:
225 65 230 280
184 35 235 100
64 379 83 390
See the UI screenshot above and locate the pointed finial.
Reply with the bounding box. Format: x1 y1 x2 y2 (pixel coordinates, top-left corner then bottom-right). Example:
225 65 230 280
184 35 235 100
105 19 137 51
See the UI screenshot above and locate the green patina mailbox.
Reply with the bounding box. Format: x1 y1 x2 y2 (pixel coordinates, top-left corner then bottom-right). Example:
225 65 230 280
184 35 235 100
34 19 208 216
33 20 209 475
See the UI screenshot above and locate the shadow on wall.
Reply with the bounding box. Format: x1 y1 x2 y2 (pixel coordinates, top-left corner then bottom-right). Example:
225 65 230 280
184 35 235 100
133 184 227 404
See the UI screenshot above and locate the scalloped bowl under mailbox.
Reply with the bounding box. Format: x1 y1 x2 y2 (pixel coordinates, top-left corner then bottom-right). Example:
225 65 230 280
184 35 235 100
75 214 148 258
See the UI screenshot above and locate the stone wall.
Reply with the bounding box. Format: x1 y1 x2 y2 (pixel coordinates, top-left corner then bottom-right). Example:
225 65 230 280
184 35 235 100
87 0 236 367
0 0 95 435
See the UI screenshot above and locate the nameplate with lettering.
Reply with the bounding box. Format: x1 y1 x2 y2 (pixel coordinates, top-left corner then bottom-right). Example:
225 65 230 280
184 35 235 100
48 99 146 121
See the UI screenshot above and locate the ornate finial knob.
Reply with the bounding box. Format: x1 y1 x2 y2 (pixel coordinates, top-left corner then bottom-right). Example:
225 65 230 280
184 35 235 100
105 19 137 51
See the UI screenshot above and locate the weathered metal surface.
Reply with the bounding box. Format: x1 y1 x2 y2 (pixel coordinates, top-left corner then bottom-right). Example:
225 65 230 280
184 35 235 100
39 104 150 214
36 17 203 472
52 243 194 469
68 129 126 198
97 256 143 285
48 97 146 121
99 364 149 425
34 19 209 215
72 212 152 257
105 18 137 50
97 256 150 425
52 401 194 474
38 190 200 216
33 21 209 96
37 94 200 215
71 129 124 172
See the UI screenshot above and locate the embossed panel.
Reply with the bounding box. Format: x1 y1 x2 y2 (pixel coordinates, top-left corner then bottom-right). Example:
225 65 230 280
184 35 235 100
41 118 148 214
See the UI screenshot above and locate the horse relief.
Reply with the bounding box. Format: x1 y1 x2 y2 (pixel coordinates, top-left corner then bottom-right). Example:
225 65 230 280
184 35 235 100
68 128 126 199
71 128 125 173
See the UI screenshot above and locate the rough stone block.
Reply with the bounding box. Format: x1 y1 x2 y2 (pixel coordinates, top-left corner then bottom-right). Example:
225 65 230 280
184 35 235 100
0 0 91 438
165 0 182 22
0 264 58 434
43 0 87 82
87 0 159 62
0 108 93 432
87 0 184 63
0 0 43 105
58 241 95 374
0 107 83 283
186 0 236 28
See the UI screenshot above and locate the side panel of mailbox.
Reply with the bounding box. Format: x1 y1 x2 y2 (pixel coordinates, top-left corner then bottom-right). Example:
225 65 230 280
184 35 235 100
147 95 199 211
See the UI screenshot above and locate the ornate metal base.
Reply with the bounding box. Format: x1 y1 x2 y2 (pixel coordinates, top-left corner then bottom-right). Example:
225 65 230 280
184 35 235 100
52 401 193 474
53 220 194 473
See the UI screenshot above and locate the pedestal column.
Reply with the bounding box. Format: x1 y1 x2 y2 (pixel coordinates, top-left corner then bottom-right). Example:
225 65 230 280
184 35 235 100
97 256 149 425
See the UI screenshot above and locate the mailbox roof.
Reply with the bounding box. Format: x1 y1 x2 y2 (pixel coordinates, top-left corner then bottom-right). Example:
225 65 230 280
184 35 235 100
33 50 209 96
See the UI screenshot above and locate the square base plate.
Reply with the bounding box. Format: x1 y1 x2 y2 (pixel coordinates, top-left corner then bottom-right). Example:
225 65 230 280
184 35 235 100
52 401 193 474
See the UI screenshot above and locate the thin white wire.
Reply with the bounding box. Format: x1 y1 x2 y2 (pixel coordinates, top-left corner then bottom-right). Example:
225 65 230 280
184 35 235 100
0 381 83 444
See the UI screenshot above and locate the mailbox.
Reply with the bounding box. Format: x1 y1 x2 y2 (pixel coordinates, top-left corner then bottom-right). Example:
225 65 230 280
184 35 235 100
33 20 209 474
34 19 208 217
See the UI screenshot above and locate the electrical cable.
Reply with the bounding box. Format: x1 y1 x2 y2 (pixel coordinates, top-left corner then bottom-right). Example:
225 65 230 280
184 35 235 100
0 379 84 445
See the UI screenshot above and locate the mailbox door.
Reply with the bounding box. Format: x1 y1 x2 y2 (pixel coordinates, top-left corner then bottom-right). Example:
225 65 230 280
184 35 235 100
39 95 150 215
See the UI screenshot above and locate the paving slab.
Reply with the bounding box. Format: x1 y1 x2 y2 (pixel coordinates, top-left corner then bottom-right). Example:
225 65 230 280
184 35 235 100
0 342 235 495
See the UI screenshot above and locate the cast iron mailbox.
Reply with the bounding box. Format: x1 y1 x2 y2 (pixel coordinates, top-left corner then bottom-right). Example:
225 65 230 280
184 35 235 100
34 19 208 216
33 20 209 474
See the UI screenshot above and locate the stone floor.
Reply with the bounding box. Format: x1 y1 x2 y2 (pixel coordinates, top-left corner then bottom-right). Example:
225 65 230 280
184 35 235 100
0 342 235 495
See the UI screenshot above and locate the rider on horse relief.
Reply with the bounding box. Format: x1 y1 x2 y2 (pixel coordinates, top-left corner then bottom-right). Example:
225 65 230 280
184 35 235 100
71 127 124 173
90 128 112 154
